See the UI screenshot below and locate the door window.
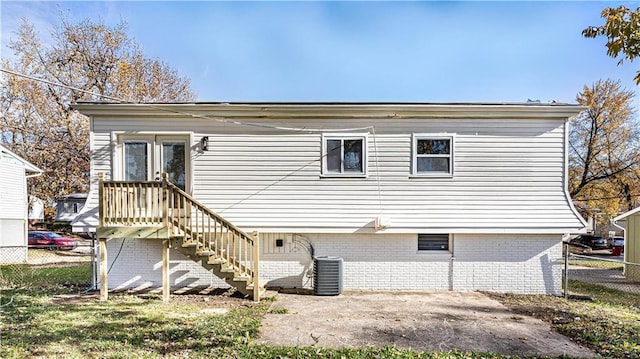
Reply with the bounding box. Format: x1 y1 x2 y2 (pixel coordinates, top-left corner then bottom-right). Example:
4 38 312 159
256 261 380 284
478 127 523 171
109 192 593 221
118 135 190 192
124 142 149 181
161 141 186 191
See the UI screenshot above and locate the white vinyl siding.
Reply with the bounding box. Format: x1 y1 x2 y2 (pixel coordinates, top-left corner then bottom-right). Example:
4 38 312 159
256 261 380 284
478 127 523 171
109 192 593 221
74 111 584 234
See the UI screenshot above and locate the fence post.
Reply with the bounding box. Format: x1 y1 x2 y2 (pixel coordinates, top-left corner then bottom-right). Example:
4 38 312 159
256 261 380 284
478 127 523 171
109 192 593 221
91 234 97 290
564 241 569 299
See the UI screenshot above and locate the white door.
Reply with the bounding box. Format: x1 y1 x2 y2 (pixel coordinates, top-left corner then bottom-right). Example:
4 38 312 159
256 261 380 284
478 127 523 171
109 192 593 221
120 135 190 192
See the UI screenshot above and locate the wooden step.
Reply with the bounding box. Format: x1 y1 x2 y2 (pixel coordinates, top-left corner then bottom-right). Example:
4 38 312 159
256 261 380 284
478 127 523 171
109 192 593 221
197 249 214 256
233 273 251 282
207 257 227 265
220 265 236 273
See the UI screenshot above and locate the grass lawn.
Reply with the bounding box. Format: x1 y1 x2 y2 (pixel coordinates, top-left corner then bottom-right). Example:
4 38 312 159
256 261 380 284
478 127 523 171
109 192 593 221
568 259 624 270
490 280 640 359
1 265 639 358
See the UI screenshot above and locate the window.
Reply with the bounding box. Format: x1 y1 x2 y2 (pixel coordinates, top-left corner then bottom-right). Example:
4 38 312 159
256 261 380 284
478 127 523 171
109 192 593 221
322 134 367 175
413 135 454 176
418 234 449 251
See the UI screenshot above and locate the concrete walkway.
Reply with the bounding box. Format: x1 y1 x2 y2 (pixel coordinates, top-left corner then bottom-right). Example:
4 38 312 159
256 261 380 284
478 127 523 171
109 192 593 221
259 291 595 358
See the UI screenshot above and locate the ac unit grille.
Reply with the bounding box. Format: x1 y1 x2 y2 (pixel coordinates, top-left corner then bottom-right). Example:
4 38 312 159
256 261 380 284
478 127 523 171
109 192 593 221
314 256 343 296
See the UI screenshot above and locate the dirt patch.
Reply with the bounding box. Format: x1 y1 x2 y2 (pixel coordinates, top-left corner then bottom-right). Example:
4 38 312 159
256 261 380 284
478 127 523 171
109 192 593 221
50 289 257 308
259 291 595 358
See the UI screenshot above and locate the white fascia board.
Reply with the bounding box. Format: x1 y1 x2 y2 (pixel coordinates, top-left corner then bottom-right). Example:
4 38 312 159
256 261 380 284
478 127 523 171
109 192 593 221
72 102 587 120
240 226 589 235
614 207 640 221
0 144 43 174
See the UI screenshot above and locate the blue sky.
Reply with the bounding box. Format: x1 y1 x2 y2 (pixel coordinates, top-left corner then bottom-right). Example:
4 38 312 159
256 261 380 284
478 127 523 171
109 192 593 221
1 1 638 104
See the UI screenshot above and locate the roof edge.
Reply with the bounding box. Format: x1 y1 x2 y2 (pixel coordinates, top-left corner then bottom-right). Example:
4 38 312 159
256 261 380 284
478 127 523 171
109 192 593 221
614 207 640 221
72 102 586 119
0 144 43 174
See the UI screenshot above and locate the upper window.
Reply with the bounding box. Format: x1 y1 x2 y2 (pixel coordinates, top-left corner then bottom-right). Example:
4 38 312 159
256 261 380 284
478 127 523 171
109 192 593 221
413 134 454 176
322 134 367 176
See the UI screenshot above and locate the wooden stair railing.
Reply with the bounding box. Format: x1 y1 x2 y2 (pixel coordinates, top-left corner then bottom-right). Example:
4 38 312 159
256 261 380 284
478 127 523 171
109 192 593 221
98 173 260 300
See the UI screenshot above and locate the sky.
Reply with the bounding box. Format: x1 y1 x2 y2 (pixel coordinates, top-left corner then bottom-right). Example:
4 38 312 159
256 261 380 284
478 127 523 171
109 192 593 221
1 1 639 104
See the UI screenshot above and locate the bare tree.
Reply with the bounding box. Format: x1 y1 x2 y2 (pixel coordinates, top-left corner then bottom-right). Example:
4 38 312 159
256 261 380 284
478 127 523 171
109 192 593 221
0 16 196 218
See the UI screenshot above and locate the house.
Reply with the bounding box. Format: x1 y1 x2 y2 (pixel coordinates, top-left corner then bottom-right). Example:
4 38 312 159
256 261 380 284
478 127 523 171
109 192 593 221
55 193 88 222
613 208 640 281
0 144 42 263
71 102 587 300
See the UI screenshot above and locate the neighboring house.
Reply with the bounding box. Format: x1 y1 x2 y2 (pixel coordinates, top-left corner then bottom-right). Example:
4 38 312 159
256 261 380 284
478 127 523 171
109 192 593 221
55 193 88 222
0 144 42 263
72 102 586 299
614 208 640 281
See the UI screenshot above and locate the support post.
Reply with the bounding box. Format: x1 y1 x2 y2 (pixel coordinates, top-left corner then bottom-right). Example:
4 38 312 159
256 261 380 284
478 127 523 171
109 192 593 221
162 239 170 302
99 238 108 301
252 231 260 302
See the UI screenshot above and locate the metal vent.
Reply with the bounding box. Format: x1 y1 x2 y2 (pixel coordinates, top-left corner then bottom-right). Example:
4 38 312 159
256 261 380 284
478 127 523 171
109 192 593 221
314 256 343 296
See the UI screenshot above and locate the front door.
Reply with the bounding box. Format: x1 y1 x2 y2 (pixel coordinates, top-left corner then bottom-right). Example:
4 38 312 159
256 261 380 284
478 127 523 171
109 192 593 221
120 135 190 192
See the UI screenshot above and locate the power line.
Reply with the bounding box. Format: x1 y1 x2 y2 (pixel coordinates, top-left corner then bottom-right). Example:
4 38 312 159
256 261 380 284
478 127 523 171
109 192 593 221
1 67 387 214
0 68 124 103
0 67 374 133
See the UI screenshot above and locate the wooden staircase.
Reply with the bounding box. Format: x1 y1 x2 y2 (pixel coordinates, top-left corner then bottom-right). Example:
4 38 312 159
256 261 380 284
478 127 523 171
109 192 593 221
96 173 261 300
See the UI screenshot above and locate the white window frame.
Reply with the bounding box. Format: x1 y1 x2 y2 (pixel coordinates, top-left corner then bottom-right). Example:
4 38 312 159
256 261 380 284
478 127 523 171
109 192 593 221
412 133 455 177
112 132 193 194
321 133 368 177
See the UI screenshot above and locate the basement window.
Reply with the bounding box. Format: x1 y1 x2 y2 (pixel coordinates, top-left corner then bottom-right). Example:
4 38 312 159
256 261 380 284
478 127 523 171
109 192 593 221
418 234 450 251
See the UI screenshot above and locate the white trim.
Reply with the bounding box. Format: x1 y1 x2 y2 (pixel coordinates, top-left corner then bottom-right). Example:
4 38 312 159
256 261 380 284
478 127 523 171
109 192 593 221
411 133 455 177
562 122 588 228
321 132 368 177
74 102 588 120
614 206 640 221
112 132 193 193
0 144 43 174
156 135 191 194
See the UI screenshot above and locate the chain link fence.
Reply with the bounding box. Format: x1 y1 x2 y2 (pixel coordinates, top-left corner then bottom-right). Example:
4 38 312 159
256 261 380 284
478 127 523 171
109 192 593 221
0 240 97 293
563 241 640 296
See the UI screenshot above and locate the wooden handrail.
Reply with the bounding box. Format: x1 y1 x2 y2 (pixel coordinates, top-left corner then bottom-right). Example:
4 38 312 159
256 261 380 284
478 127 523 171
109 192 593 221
98 175 259 298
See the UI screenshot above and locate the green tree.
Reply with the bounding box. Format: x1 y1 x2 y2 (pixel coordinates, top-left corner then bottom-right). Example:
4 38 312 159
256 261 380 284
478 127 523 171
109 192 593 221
569 79 639 217
0 16 196 218
583 6 640 84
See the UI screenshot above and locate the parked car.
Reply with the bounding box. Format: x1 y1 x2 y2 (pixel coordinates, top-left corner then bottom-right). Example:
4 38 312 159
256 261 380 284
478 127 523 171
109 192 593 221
569 234 608 250
28 231 78 250
606 236 624 248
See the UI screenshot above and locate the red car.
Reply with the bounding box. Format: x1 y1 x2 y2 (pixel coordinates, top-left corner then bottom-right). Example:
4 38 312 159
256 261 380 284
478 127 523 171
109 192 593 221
28 231 78 250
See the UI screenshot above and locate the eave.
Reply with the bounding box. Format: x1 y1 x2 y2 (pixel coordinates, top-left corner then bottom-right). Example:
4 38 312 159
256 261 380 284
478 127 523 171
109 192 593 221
72 102 586 120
